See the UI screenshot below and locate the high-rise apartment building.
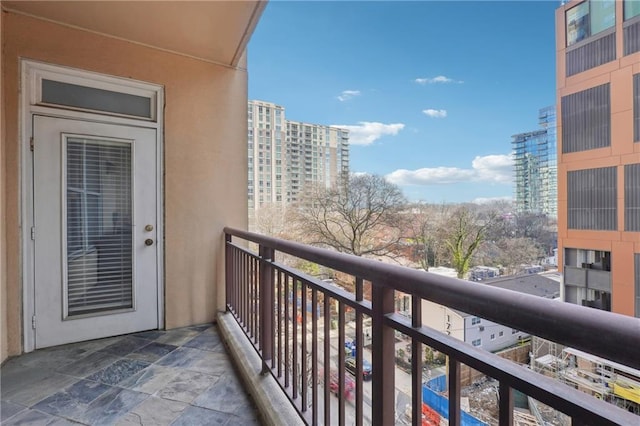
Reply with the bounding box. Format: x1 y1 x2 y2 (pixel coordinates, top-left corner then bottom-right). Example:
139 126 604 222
247 100 349 227
512 106 558 218
556 0 640 317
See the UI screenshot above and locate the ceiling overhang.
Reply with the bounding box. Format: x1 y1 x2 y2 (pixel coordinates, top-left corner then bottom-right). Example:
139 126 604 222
2 0 267 68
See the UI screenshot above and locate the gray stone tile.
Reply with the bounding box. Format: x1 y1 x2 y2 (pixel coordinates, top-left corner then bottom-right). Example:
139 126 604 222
188 324 214 332
117 365 181 395
227 413 260 425
50 336 122 356
86 359 150 386
1 408 79 425
0 329 260 426
156 347 232 376
170 405 231 426
126 342 177 363
0 366 77 406
3 347 87 371
192 373 253 416
131 330 166 340
1 400 27 422
78 387 148 426
56 350 120 377
32 379 112 419
156 370 219 404
183 329 222 351
115 396 187 425
100 337 151 356
154 328 200 346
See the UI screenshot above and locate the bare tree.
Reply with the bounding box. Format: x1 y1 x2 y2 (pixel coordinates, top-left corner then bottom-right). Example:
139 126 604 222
495 237 545 275
294 174 406 257
442 206 494 279
253 204 290 237
405 203 449 270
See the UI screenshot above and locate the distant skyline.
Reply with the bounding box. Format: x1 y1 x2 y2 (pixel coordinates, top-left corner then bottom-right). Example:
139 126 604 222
248 1 558 204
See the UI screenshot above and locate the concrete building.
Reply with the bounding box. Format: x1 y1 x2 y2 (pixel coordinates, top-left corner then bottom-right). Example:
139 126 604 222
512 106 558 219
247 100 349 228
469 266 501 282
1 1 264 359
421 272 560 353
556 0 640 317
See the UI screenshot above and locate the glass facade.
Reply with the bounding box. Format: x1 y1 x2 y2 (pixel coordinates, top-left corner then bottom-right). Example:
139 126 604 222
512 106 558 218
625 0 640 20
566 0 615 46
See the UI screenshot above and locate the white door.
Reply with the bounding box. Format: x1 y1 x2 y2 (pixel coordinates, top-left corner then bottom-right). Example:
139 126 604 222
33 115 158 348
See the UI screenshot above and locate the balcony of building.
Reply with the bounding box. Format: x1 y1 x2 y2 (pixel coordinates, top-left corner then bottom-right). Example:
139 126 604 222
216 228 638 425
2 228 639 425
1 1 639 425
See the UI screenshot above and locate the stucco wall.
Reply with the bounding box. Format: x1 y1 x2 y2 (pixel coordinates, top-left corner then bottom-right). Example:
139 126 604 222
1 11 248 358
1 3 8 362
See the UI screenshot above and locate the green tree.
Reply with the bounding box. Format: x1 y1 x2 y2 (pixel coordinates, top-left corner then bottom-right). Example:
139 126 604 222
442 207 493 278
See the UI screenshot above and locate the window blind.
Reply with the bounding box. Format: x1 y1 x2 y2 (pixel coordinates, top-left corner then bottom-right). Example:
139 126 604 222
66 138 133 316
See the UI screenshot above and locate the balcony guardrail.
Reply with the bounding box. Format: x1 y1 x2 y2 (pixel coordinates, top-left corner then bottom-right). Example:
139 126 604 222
564 265 611 291
224 227 640 426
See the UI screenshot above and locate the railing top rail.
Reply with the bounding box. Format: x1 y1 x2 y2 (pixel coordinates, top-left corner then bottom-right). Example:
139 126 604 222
224 227 640 370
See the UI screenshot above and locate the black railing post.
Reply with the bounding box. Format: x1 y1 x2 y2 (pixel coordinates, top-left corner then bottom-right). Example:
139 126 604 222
259 245 274 374
499 381 513 425
448 358 461 426
411 295 423 426
225 233 232 312
371 282 395 426
355 277 364 426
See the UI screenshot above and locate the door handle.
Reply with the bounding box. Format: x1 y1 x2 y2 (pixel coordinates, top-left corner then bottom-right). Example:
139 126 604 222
145 239 154 246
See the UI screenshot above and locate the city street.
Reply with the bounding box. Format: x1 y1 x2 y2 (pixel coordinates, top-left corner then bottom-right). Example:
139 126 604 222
306 318 423 425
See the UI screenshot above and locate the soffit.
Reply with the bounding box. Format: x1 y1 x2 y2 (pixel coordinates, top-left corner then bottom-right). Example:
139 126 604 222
2 1 266 67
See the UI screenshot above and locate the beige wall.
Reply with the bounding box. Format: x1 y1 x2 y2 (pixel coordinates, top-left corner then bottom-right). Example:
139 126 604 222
1 11 248 359
556 1 640 316
421 300 465 342
1 2 8 362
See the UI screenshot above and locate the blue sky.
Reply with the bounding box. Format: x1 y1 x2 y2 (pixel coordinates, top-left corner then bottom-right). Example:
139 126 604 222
248 1 559 204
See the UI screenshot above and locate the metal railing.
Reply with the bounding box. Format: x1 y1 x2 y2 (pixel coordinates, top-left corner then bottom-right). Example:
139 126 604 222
224 227 640 425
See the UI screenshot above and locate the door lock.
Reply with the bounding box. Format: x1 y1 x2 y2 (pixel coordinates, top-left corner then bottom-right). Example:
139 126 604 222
145 239 154 246
145 224 154 232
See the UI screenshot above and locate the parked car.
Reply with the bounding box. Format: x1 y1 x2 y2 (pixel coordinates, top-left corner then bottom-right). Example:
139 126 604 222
327 370 355 402
345 357 372 381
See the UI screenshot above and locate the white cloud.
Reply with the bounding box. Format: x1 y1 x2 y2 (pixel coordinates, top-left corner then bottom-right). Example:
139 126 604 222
337 90 361 102
471 154 514 184
414 75 462 84
386 154 514 186
422 109 447 118
332 122 405 146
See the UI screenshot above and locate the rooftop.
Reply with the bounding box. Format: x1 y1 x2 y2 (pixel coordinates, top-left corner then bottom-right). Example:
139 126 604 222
481 272 561 299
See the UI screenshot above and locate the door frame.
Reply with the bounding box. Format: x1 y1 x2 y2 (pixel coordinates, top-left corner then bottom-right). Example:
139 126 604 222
20 59 165 353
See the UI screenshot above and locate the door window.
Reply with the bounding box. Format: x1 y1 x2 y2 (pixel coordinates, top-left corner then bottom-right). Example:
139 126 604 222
65 137 133 316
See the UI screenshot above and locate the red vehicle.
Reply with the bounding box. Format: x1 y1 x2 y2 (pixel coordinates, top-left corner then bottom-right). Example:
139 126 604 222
324 370 355 403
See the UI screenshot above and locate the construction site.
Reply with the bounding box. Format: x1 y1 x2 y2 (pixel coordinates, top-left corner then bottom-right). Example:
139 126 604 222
531 336 640 418
412 337 640 426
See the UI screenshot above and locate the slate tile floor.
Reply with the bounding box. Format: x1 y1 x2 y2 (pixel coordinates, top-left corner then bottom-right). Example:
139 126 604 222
1 325 260 425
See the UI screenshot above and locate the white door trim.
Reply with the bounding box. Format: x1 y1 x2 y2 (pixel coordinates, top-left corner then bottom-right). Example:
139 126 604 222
20 59 165 352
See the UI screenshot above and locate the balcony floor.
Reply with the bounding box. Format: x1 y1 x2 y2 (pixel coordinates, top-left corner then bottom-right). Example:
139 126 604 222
0 324 260 425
